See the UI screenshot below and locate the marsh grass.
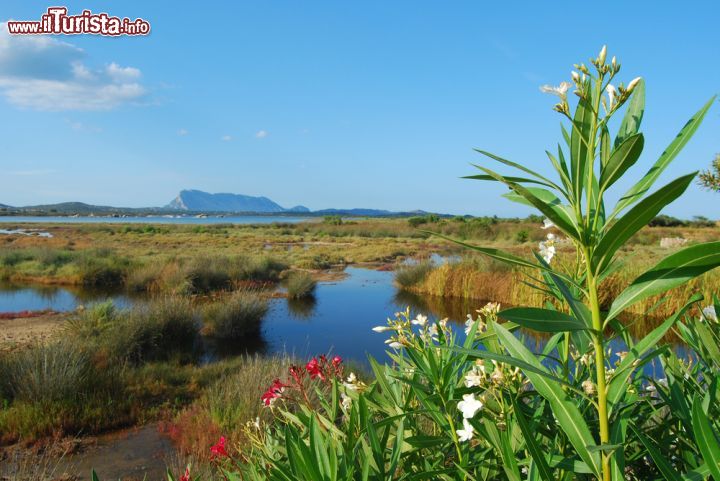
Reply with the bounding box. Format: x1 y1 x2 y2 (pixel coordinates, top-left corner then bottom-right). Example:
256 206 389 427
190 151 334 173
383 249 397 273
68 297 199 364
394 260 434 288
286 271 316 299
204 290 268 340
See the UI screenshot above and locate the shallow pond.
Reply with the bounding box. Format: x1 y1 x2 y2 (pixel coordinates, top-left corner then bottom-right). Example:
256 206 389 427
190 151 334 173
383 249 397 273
0 266 691 368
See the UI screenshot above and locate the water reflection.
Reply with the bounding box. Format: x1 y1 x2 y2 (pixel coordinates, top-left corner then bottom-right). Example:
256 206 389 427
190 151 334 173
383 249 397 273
0 267 695 370
287 297 317 320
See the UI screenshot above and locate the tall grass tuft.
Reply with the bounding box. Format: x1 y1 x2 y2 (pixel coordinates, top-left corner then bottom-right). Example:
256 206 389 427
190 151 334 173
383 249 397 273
394 260 434 288
204 290 269 340
1 342 92 404
69 297 199 364
286 271 317 299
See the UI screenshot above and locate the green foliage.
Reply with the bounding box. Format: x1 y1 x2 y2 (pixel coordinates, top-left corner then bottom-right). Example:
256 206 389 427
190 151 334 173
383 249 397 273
408 214 441 227
69 297 199 363
204 290 268 340
225 47 719 481
323 215 343 225
394 260 434 288
699 153 720 192
286 271 317 299
514 229 529 243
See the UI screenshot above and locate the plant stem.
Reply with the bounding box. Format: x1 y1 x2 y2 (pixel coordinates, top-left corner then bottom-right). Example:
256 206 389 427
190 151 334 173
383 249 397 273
586 266 611 481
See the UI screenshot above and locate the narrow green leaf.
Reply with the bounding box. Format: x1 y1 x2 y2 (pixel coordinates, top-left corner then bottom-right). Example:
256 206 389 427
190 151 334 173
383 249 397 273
464 173 557 189
692 398 720 481
615 79 645 148
473 150 564 192
607 242 720 321
502 187 562 208
477 165 578 238
607 294 701 409
600 133 644 190
499 307 589 332
613 95 715 215
494 324 601 476
512 397 554 481
594 173 696 275
570 84 593 202
632 426 683 481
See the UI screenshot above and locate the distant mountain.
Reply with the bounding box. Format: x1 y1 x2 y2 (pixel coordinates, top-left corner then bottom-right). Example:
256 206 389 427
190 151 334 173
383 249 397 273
166 190 310 213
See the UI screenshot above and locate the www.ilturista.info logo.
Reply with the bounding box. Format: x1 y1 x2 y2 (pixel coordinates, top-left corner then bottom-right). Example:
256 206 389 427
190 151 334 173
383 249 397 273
7 7 150 36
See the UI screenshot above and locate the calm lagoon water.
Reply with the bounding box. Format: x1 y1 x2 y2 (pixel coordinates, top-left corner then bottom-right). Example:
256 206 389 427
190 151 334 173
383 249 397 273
0 215 313 225
0 266 690 369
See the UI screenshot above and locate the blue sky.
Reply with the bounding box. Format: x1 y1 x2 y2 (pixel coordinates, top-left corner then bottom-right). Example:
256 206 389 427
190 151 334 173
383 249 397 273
0 1 718 217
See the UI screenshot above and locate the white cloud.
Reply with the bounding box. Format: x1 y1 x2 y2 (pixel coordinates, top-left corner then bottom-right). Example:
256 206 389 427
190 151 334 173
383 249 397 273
177 128 189 136
0 23 146 111
255 130 268 139
221 135 232 141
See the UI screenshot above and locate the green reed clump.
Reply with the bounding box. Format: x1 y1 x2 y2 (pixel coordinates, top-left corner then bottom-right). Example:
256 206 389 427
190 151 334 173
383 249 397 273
69 297 199 363
204 290 268 340
394 260 434 288
286 271 316 299
231 255 287 282
0 342 92 404
75 249 130 287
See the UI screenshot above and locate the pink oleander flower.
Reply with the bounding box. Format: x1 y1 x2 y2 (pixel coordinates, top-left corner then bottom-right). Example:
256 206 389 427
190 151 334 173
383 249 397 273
306 357 325 380
332 355 343 367
261 378 287 406
210 436 228 458
180 467 191 481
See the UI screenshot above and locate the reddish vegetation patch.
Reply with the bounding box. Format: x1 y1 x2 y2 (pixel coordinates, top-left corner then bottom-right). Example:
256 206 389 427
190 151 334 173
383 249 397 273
0 309 57 320
159 406 222 461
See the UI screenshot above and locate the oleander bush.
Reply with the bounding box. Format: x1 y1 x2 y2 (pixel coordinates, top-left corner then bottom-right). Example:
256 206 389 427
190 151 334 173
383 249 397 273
197 47 720 481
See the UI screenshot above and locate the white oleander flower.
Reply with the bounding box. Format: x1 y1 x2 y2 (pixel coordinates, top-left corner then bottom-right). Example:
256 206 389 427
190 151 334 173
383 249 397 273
456 418 475 442
627 77 642 93
464 366 484 388
464 316 475 335
539 241 556 264
606 84 617 109
411 314 428 326
372 325 392 333
457 393 484 419
539 82 572 101
597 45 607 64
582 379 596 395
428 323 439 340
388 341 403 349
702 305 718 322
341 393 352 410
542 218 556 229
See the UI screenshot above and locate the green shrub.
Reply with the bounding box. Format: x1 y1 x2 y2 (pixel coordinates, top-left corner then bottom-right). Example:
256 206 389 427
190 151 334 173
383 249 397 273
183 256 232 293
205 291 268 340
286 271 317 299
76 250 129 287
514 229 529 243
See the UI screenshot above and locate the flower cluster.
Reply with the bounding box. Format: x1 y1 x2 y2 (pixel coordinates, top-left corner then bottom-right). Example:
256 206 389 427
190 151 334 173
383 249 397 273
539 233 556 264
373 307 452 348
210 436 229 458
261 354 344 408
464 302 501 337
543 45 641 119
455 393 484 442
702 305 718 323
